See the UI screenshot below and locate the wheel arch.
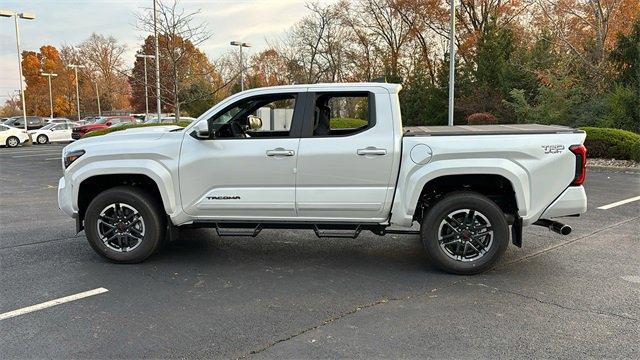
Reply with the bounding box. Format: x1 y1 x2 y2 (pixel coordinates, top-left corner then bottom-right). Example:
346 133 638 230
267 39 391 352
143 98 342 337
72 162 177 223
391 159 529 227
413 174 520 223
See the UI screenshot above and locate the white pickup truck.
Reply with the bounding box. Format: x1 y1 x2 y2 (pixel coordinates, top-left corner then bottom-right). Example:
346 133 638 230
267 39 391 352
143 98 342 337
58 83 587 274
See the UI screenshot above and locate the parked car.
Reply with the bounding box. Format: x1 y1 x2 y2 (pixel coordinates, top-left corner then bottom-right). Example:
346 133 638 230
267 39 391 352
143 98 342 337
58 83 588 274
0 124 29 147
29 122 74 144
4 116 46 130
72 116 137 139
46 117 74 124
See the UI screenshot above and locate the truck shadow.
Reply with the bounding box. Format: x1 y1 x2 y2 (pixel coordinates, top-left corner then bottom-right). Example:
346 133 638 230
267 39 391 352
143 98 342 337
150 228 435 274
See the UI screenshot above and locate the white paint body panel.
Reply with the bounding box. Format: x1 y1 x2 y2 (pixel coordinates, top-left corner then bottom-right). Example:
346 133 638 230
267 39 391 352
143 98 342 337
57 82 588 231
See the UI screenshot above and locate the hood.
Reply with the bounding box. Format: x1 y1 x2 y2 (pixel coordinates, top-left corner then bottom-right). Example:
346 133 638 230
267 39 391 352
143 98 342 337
68 125 183 149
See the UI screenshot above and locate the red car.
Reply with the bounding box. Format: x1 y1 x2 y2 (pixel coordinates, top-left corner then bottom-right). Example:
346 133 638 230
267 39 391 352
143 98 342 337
72 116 137 139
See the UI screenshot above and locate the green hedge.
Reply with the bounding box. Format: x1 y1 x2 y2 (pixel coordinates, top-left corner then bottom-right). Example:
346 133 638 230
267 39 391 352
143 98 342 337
581 127 640 161
330 117 368 128
83 121 191 138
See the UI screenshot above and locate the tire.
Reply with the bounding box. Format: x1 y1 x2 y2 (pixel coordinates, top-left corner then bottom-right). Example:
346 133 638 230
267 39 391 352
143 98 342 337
420 191 509 275
37 134 48 144
6 136 19 148
84 186 165 263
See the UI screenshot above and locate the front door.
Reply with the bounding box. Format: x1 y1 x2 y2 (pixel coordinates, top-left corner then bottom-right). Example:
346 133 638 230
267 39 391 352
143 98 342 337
295 90 397 222
179 92 305 220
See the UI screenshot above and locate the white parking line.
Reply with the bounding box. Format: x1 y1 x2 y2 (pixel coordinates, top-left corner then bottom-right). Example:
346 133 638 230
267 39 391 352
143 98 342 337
598 196 640 210
45 157 60 161
0 287 109 321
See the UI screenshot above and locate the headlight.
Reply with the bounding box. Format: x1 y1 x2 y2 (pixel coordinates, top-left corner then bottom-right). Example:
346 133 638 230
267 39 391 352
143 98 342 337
64 149 85 168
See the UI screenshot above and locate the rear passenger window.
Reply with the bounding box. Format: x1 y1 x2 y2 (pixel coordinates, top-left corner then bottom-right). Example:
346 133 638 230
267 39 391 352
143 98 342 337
313 93 371 136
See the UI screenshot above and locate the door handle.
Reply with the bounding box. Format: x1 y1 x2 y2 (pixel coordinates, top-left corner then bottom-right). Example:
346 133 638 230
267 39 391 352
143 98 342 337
266 148 295 157
357 147 387 156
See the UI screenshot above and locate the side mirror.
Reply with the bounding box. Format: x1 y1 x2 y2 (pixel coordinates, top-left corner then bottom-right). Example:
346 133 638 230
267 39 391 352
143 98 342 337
195 128 210 139
247 115 263 130
106 122 112 126
50 128 55 131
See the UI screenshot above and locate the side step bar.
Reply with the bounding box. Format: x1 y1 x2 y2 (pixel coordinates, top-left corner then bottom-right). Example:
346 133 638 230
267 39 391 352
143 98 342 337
190 221 421 239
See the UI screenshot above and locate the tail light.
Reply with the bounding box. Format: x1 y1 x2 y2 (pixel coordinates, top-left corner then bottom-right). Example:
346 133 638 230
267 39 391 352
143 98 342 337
569 144 587 186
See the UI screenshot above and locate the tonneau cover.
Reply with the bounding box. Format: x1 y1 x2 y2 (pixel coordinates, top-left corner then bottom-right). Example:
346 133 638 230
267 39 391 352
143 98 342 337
403 124 582 136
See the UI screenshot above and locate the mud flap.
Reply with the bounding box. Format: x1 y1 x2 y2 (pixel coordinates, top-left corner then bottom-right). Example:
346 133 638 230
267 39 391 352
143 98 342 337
511 216 522 248
75 216 84 234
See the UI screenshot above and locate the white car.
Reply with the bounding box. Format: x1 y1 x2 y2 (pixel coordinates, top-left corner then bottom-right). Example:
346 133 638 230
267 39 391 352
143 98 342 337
29 122 74 144
0 123 29 147
46 117 74 124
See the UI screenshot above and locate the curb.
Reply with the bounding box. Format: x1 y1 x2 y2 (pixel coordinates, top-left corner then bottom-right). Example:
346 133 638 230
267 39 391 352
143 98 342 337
587 165 640 173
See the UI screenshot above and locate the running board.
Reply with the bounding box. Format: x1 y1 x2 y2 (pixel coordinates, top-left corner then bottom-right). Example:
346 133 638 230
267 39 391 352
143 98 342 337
214 223 263 237
190 221 420 239
313 225 362 239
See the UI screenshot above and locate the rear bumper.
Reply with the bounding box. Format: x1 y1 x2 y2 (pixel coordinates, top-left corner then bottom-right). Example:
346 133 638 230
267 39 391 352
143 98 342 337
540 186 587 219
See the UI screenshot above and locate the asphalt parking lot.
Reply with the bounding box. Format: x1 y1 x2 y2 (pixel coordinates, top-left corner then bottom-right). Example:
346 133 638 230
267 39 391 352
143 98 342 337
0 143 638 359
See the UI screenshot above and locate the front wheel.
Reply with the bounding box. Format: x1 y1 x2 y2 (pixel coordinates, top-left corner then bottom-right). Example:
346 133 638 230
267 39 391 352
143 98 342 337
6 136 19 148
37 134 48 144
84 186 165 263
421 191 509 275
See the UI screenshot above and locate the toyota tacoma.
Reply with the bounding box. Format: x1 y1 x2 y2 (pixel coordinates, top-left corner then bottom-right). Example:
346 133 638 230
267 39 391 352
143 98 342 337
58 83 587 274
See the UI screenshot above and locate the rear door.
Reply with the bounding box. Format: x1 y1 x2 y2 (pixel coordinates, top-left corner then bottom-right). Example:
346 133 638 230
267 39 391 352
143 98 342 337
51 123 72 141
295 89 397 222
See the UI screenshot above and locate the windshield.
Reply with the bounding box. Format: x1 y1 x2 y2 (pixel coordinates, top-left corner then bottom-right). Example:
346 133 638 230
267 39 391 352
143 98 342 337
41 123 56 130
94 117 108 124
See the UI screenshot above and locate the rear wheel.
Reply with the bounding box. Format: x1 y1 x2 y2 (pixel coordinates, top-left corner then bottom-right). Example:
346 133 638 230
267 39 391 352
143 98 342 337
84 186 165 263
37 134 48 144
6 136 19 148
421 191 509 275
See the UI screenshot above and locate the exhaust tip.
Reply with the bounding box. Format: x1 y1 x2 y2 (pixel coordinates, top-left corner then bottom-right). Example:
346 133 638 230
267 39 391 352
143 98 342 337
560 225 572 235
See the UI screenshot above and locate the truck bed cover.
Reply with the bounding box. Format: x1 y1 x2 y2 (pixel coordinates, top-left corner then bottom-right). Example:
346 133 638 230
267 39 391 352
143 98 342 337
403 124 582 136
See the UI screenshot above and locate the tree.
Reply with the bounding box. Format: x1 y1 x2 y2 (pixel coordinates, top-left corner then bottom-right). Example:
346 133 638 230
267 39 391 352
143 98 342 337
77 33 131 111
357 0 412 82
0 92 22 117
129 34 223 117
21 45 76 117
136 0 213 119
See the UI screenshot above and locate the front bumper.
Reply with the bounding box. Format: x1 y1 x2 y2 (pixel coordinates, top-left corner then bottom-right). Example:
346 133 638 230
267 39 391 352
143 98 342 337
540 186 587 219
58 177 77 218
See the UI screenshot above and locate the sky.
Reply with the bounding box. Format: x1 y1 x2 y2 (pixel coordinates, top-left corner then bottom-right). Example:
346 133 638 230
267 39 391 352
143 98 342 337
0 0 320 102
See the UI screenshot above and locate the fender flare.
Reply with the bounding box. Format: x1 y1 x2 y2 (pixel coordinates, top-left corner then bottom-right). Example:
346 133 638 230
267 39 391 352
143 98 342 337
70 159 177 216
392 158 529 226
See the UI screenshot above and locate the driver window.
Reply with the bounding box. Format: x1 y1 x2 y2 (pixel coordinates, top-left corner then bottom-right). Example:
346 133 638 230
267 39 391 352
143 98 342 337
209 94 296 139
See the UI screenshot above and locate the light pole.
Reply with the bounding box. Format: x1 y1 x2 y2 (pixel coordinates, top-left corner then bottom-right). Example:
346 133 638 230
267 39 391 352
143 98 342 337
230 41 251 91
1 9 35 137
69 64 86 121
40 72 58 119
94 80 101 117
447 0 456 126
153 0 162 122
136 54 155 121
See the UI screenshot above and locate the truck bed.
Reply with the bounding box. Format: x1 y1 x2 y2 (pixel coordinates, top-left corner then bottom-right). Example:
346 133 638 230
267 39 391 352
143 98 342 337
403 124 582 136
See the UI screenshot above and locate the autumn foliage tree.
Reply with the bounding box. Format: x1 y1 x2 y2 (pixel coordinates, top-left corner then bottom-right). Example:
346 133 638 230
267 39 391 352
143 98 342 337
21 45 75 117
129 34 223 117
